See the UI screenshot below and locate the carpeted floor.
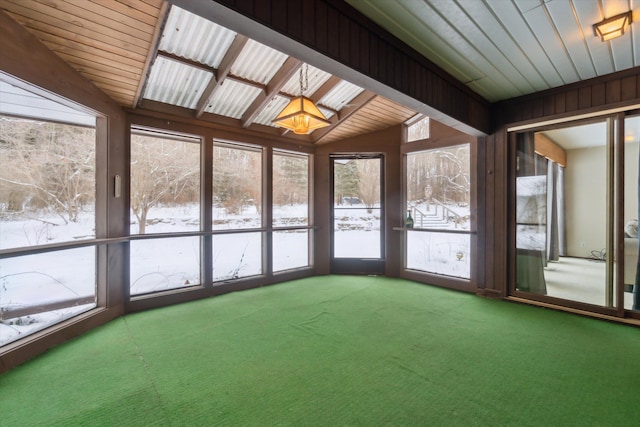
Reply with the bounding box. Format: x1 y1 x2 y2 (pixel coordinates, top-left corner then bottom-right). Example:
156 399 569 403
1 275 638 426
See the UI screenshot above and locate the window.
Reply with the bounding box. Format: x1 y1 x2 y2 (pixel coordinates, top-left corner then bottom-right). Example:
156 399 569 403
406 116 430 142
213 142 262 230
130 129 201 235
405 144 471 279
129 128 201 296
273 151 310 271
0 79 98 346
212 142 263 281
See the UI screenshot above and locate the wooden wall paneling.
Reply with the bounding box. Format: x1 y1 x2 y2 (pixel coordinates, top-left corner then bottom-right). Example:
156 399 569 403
271 0 288 32
327 5 340 60
301 0 316 46
578 86 591 109
554 92 566 115
605 79 621 104
313 151 331 275
494 128 509 296
476 136 488 292
495 67 640 129
592 82 606 105
621 75 637 101
314 126 403 276
287 0 303 41
315 0 328 54
543 95 554 116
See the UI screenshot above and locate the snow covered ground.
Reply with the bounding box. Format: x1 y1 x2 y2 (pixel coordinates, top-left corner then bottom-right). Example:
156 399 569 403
1 202 470 346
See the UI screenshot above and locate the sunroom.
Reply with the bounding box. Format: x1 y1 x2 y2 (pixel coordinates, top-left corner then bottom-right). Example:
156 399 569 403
1 0 639 373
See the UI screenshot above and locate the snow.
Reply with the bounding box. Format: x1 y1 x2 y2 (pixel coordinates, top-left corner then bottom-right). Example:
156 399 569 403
1 202 471 346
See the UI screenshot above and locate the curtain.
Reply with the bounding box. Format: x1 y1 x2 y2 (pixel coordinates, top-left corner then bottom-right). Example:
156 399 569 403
546 160 565 261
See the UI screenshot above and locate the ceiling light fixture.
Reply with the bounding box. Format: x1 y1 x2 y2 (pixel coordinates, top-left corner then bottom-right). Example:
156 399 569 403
593 11 632 41
273 64 330 134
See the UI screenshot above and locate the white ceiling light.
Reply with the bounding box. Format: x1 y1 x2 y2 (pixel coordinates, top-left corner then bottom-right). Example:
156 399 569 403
593 11 632 42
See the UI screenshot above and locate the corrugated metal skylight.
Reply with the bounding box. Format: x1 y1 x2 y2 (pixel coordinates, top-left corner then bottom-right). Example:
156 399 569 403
318 106 335 120
252 95 291 127
280 65 332 97
318 80 364 111
203 79 262 119
231 39 288 84
143 56 213 109
160 6 237 68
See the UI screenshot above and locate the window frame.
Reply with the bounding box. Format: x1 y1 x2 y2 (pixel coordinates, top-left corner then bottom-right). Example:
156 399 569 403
400 134 478 292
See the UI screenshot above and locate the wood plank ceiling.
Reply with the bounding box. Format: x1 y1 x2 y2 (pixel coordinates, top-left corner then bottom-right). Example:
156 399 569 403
348 0 640 103
0 0 418 145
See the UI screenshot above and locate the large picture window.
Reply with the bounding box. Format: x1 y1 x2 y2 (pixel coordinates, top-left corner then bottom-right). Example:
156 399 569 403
212 142 263 281
213 142 262 230
273 151 310 272
129 128 201 296
0 80 98 346
130 129 201 235
405 144 472 279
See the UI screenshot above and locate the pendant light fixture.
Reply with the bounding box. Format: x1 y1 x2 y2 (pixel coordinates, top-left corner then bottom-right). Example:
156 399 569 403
273 64 330 134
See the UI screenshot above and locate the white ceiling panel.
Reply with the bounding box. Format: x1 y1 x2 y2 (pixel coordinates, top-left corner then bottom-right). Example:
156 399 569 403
485 0 566 89
457 0 548 92
518 3 580 84
572 1 616 76
431 0 535 96
349 0 639 102
546 0 597 80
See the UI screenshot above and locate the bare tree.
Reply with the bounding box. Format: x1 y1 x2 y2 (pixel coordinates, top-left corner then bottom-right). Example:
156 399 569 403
407 146 470 205
356 159 380 213
213 146 261 215
273 154 308 206
130 134 199 234
0 117 95 223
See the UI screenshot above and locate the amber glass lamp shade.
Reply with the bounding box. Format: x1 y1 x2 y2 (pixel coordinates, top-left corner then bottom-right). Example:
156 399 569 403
272 96 330 134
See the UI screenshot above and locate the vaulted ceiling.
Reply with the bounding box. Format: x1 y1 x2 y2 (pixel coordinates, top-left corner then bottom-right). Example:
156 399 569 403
1 0 637 144
0 0 417 145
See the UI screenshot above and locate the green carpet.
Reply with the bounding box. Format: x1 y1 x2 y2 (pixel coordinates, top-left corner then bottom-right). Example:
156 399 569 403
1 276 638 426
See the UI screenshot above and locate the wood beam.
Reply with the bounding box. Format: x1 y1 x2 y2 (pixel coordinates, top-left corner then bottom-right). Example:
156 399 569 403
241 57 301 128
310 75 341 103
157 50 216 74
312 90 377 143
534 133 567 167
195 34 248 118
134 1 170 108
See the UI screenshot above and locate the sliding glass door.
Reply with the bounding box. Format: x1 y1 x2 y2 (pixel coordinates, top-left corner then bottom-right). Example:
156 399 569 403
513 113 639 316
623 115 639 312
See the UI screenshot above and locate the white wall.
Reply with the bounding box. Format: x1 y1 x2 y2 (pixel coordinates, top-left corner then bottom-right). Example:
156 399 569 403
564 141 638 258
624 141 639 227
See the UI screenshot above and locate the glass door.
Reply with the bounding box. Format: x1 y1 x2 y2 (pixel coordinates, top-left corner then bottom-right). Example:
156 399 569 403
331 155 384 274
623 114 639 313
513 113 640 317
